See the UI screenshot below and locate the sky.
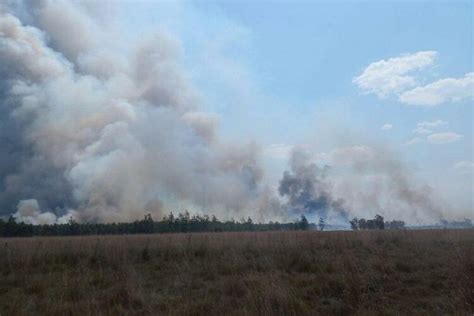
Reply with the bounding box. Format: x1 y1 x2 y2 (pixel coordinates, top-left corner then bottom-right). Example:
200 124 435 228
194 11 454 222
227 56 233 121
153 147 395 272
0 0 472 224
117 0 473 217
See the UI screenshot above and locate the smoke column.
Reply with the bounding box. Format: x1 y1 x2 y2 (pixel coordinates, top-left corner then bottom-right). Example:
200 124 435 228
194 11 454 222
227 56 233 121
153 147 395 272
0 1 262 223
278 148 348 221
279 145 445 224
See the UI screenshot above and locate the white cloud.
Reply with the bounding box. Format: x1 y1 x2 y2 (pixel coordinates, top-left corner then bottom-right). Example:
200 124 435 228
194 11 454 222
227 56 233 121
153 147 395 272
407 121 461 146
353 51 437 98
413 120 447 135
453 161 474 175
399 72 474 106
417 120 448 129
381 123 392 131
427 132 463 144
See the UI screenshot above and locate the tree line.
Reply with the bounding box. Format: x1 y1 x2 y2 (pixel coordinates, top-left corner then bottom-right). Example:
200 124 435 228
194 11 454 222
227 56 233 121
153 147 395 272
0 212 312 237
0 210 420 237
349 214 406 230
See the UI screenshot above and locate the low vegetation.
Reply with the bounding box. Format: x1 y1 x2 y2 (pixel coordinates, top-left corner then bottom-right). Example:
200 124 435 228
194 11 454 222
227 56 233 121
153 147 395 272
1 229 473 315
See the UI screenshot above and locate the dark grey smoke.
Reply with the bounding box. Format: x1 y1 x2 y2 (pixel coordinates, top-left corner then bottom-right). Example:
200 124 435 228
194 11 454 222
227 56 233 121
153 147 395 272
278 149 348 220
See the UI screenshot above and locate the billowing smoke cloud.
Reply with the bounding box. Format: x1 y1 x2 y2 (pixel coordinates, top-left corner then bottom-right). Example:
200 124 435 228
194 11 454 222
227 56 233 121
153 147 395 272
13 199 76 224
267 144 446 224
314 145 444 223
0 1 263 223
278 148 348 221
275 145 445 224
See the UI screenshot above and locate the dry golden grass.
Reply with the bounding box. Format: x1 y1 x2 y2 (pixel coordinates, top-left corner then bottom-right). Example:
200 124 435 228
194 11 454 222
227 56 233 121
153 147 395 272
1 229 473 315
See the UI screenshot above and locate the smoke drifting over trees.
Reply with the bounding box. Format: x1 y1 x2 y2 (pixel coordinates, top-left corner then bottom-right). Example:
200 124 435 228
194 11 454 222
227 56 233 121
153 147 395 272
0 1 458 225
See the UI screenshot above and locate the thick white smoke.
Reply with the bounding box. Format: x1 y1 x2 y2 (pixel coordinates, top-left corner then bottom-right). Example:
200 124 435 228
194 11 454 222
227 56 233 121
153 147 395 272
13 199 76 224
0 1 263 222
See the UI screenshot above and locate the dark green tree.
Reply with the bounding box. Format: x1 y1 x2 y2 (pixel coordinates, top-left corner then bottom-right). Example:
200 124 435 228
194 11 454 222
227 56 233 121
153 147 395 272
358 218 367 230
374 214 385 229
299 215 309 230
349 217 359 230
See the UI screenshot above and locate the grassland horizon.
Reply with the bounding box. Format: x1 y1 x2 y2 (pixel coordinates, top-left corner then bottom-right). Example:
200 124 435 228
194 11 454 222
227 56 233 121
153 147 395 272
1 229 473 315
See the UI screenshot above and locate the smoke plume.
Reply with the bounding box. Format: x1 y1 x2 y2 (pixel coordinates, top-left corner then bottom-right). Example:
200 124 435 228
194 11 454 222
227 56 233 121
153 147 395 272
0 1 262 222
278 148 348 221
271 145 446 224
325 145 445 223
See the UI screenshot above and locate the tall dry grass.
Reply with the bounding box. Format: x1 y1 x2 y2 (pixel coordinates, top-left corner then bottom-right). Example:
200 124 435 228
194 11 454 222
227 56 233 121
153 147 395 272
1 229 473 315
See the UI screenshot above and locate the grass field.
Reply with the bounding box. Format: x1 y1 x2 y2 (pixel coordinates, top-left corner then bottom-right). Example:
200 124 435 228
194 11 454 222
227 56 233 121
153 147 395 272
1 229 473 315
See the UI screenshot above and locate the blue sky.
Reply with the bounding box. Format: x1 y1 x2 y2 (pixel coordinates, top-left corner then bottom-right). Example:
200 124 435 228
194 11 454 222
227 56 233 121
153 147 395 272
117 0 473 218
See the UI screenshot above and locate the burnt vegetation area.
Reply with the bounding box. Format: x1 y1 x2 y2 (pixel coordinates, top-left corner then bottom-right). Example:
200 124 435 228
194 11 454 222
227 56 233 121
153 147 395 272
0 229 473 315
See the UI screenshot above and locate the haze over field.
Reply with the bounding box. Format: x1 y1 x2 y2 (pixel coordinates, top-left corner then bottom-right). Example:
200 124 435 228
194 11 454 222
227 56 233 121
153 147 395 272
0 1 472 225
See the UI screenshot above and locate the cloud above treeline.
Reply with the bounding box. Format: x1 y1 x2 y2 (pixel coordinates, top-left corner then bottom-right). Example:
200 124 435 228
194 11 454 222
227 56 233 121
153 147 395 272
354 51 473 106
406 120 463 145
413 120 448 135
353 51 437 98
399 72 474 106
